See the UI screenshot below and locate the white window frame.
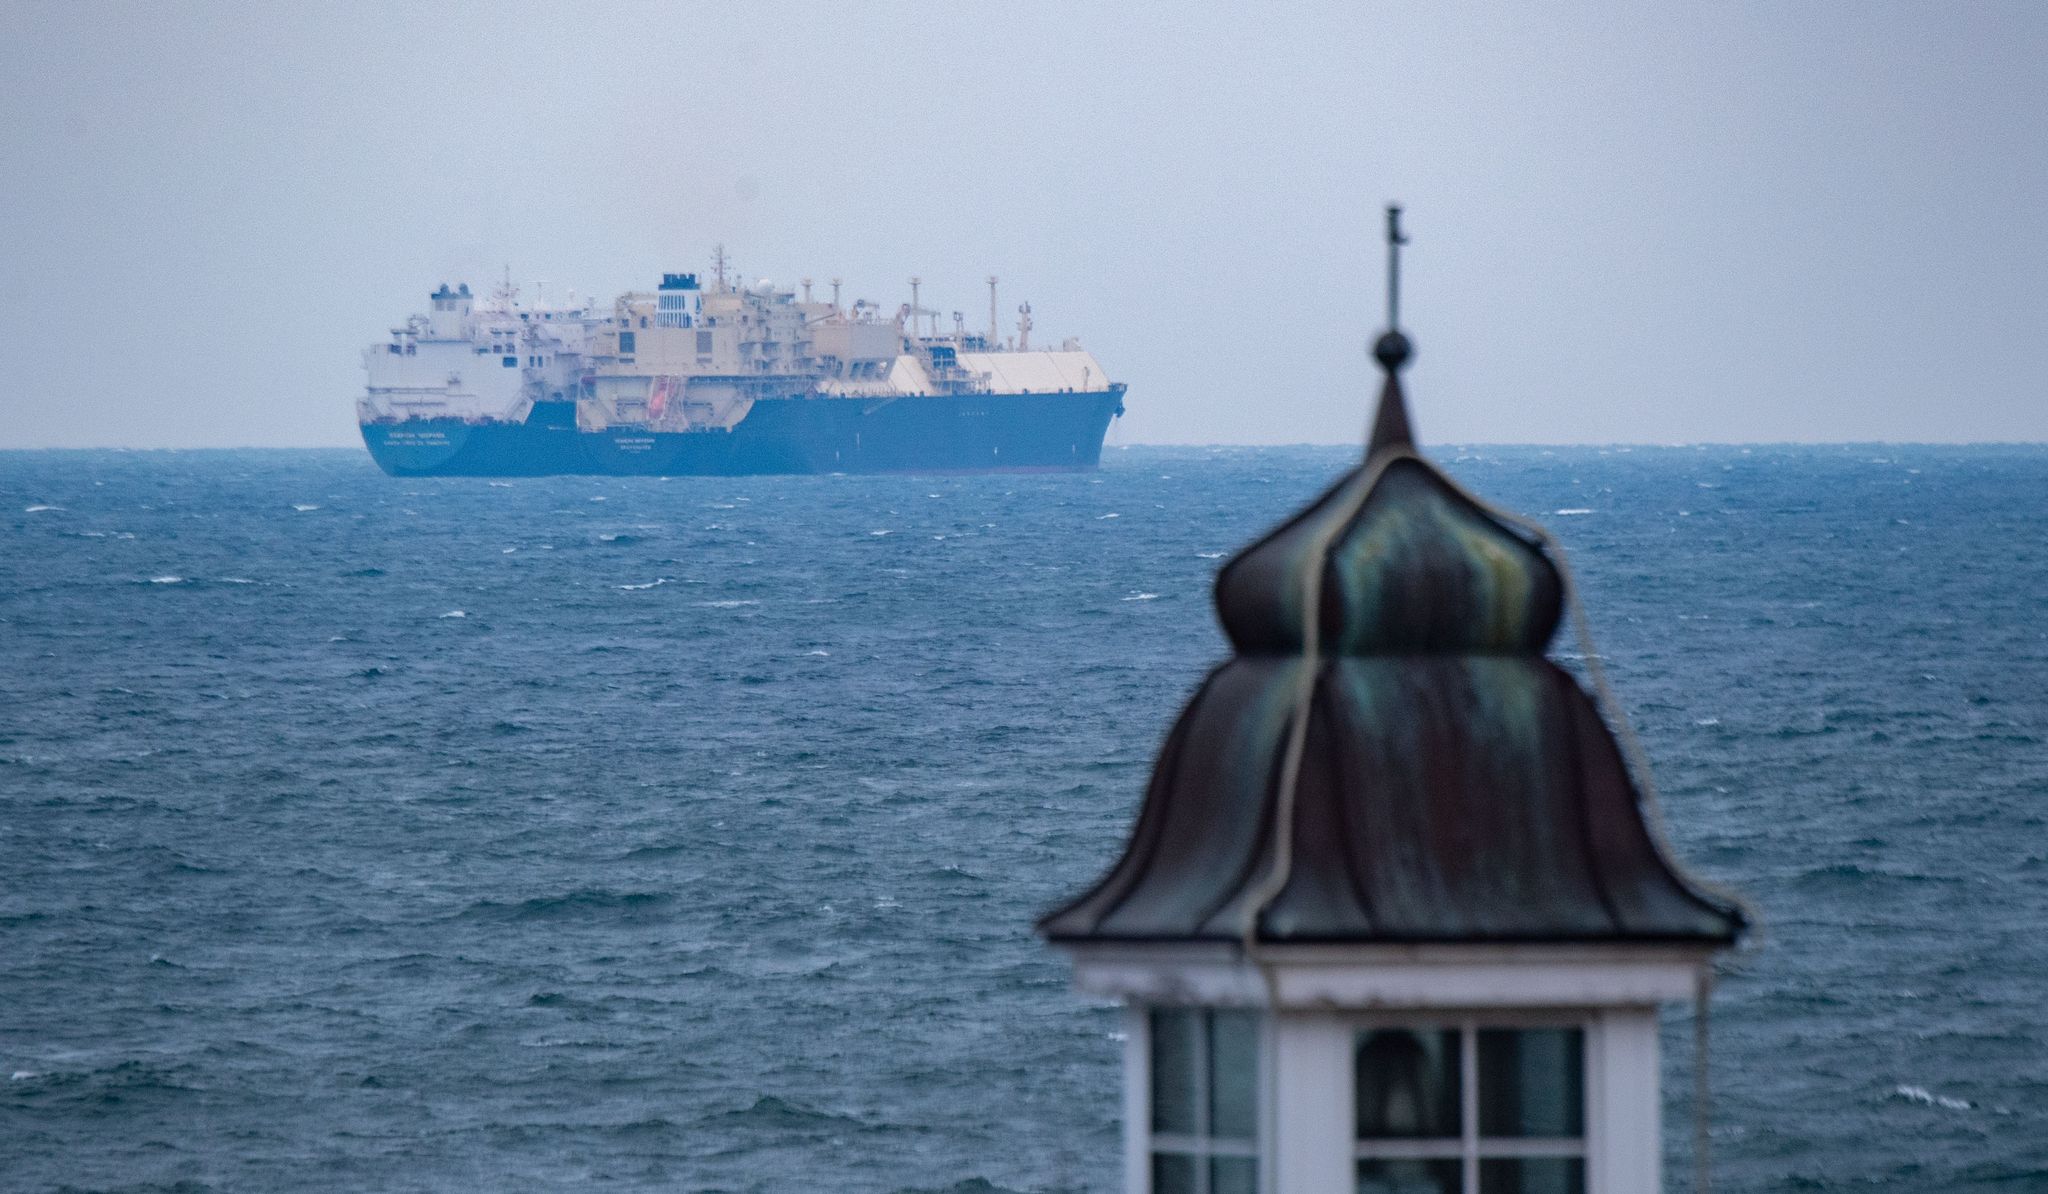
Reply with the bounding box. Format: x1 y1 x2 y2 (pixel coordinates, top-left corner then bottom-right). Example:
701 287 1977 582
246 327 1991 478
1352 1011 1590 1194
1133 1005 1265 1194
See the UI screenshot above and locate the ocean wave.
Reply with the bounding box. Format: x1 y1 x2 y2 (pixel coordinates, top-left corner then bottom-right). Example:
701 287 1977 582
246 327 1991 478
1893 1084 1973 1111
617 578 671 590
457 888 676 922
1793 862 1947 888
697 1094 870 1133
891 1180 1030 1194
618 843 691 860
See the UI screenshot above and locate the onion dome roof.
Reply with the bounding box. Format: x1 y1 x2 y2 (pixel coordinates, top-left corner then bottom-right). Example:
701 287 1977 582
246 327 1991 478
1039 350 1745 948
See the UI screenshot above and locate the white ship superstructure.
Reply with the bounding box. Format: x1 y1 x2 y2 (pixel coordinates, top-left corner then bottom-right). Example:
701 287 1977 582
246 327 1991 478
358 281 605 425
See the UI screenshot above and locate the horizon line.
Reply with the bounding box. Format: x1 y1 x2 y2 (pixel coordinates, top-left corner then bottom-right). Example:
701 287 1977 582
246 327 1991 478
5 439 2048 452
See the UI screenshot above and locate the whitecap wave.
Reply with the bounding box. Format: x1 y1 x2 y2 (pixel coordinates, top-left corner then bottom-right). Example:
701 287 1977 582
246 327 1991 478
292 504 320 512
1123 593 1160 602
148 576 185 585
1097 512 1119 519
698 599 758 608
439 609 466 618
488 481 514 488
1196 551 1225 559
1893 1084 1972 1111
24 505 61 513
617 579 671 591
1554 508 1594 516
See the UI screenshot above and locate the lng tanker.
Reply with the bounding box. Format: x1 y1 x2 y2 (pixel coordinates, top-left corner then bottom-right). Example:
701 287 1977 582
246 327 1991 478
358 251 1126 476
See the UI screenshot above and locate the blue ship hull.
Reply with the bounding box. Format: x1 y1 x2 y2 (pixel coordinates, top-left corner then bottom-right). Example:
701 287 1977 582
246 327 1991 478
361 389 1126 477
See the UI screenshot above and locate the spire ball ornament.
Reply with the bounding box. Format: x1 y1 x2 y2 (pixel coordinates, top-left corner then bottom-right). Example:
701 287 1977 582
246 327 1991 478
1372 328 1413 371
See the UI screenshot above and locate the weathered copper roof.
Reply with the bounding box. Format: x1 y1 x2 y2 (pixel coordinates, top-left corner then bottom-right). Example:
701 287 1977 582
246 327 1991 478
1039 366 1745 948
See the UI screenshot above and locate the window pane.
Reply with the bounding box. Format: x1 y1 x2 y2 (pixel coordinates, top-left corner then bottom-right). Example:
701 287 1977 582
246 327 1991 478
1355 1029 1460 1139
1477 1028 1584 1138
1152 1152 1198 1194
1357 1158 1460 1194
1211 1155 1258 1194
1478 1157 1585 1194
1210 1010 1259 1140
1150 1008 1201 1135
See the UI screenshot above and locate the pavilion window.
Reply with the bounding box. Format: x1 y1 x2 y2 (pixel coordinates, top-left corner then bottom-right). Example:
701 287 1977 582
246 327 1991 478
1355 1022 1586 1194
1148 1007 1260 1194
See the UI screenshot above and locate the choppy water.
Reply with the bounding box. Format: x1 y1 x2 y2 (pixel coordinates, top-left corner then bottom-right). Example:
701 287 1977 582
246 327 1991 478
3 445 2045 1192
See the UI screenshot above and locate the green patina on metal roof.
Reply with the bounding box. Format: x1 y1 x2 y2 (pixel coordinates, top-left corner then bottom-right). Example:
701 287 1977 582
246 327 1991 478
1040 348 1745 948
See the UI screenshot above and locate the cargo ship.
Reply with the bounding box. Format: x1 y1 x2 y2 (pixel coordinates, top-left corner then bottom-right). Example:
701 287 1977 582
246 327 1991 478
358 250 1125 476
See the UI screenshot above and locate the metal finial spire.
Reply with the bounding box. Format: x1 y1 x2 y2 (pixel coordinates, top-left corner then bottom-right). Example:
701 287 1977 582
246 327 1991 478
1372 204 1414 375
1386 205 1409 329
1368 204 1416 453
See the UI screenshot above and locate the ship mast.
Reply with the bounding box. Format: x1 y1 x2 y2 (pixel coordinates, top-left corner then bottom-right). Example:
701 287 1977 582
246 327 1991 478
712 244 729 293
987 276 999 342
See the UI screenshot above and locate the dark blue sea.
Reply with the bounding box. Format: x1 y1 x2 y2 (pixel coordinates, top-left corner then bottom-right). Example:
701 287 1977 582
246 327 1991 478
4 445 2045 1192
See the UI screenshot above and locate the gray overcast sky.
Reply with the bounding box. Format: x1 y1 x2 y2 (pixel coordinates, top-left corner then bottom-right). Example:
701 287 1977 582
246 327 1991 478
3 1 2044 448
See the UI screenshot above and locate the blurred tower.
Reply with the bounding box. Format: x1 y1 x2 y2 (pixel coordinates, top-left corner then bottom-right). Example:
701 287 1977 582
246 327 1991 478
1039 210 1749 1194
